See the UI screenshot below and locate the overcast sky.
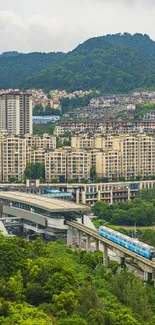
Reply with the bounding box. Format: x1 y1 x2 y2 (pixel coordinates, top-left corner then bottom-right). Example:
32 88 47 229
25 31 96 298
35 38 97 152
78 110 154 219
0 0 155 53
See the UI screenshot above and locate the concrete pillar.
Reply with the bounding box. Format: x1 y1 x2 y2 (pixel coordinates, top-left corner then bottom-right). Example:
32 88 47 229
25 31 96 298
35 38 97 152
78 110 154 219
82 191 86 204
76 190 80 204
77 230 82 248
98 191 101 201
86 235 90 251
152 272 155 286
110 190 113 204
128 188 130 201
67 227 73 246
95 239 99 251
117 256 125 267
144 271 149 282
103 244 108 267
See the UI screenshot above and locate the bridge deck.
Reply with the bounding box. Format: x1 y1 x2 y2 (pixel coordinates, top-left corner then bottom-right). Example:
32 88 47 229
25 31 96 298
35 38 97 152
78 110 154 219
67 221 155 269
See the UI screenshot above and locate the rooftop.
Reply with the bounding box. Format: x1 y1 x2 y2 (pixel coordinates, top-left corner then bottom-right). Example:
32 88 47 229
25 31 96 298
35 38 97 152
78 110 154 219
0 191 90 213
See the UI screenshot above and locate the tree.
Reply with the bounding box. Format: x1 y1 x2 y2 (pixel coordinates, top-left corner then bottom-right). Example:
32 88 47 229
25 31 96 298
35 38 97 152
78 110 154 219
51 178 59 183
33 104 44 116
57 316 87 325
52 291 78 317
8 176 16 183
24 163 45 181
0 302 53 325
0 271 24 302
110 269 152 322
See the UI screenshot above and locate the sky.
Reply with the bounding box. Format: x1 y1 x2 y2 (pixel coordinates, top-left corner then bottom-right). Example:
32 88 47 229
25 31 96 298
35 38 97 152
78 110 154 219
0 0 155 53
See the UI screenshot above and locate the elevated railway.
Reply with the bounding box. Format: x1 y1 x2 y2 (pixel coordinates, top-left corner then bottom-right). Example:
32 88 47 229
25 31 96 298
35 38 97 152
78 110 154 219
67 221 155 281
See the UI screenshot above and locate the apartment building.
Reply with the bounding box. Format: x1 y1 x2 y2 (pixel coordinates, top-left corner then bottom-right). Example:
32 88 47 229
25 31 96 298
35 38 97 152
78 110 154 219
55 120 155 136
0 137 26 182
72 134 155 179
67 151 90 181
71 135 120 150
45 149 91 182
25 134 56 150
0 92 32 135
71 135 94 149
45 150 67 182
119 134 155 179
27 148 45 164
95 150 121 178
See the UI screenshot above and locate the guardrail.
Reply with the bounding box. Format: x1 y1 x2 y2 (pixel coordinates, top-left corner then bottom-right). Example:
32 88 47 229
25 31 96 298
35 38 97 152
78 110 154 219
67 221 155 269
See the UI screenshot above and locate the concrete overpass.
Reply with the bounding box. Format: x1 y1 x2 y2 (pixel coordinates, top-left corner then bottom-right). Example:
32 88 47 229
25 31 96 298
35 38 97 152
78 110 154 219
67 221 155 282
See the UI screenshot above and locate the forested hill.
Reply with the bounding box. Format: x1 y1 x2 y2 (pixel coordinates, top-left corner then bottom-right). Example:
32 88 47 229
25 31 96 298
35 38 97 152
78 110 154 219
22 34 155 93
0 51 65 89
101 33 155 57
2 33 155 93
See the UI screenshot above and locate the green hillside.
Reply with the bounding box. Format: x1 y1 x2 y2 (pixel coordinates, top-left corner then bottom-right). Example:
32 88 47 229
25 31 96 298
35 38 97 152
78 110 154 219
0 51 65 89
2 33 155 93
22 38 155 93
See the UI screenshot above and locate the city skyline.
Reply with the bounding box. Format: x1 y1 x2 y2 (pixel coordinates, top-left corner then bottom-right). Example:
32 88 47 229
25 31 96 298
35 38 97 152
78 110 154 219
0 0 155 53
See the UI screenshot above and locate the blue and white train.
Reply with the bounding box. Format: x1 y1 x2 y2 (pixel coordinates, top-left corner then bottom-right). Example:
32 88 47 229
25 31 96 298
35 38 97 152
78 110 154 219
98 226 155 260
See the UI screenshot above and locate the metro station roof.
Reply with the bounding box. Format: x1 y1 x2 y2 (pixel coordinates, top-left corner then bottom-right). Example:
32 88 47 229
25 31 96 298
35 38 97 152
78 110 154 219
0 191 90 213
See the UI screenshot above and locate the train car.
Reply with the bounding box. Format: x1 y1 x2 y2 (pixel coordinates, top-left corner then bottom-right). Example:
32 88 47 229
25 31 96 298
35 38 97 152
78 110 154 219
98 226 155 260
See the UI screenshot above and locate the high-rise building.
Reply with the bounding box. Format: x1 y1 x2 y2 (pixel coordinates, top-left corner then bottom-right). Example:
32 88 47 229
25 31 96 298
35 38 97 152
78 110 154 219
45 150 67 182
0 92 32 135
0 136 26 182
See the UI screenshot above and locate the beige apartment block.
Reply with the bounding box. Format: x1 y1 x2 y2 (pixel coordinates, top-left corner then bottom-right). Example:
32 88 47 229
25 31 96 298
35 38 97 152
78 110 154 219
27 148 45 165
71 135 120 150
119 134 155 179
25 134 56 150
138 135 155 177
1 137 26 182
45 150 67 182
96 150 121 178
67 150 91 181
0 92 32 135
71 135 94 149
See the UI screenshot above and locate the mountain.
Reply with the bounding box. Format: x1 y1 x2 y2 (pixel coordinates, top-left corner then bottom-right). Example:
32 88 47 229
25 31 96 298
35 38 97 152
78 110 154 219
1 33 155 93
102 33 155 57
1 51 21 57
22 33 155 93
0 52 65 89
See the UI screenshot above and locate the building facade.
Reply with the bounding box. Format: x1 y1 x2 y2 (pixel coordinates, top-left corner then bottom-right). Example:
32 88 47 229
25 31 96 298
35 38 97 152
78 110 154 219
0 92 32 135
0 137 26 182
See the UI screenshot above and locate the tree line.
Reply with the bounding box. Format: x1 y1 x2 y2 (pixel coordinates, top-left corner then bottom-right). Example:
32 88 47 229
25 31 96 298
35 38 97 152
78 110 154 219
92 188 155 227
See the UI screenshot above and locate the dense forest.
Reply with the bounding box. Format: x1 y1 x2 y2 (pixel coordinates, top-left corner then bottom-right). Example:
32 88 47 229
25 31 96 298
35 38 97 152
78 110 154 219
0 33 155 93
0 235 155 324
1 33 155 93
0 51 65 89
22 35 155 93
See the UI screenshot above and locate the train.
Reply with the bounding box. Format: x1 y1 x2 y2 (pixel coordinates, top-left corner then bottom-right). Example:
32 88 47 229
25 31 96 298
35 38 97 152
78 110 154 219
98 226 155 260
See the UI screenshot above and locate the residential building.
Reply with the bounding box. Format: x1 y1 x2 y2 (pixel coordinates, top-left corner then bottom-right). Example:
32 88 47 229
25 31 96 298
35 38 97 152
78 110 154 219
27 148 45 164
0 92 32 135
119 134 155 179
0 136 26 182
71 135 94 149
25 134 56 150
95 150 121 178
45 150 67 182
67 150 91 181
